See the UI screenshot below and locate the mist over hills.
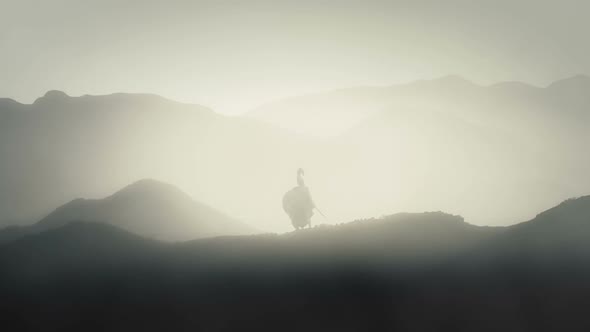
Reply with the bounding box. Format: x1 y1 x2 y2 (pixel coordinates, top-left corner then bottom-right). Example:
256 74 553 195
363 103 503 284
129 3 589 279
253 75 590 225
249 75 590 137
0 179 255 243
1 76 589 232
0 90 323 231
0 91 214 225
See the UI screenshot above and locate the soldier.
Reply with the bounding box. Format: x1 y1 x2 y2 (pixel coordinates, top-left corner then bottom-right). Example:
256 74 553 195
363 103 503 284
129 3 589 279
282 168 315 230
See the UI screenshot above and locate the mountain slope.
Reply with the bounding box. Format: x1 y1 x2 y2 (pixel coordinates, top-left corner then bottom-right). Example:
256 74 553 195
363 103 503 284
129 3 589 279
0 214 474 331
39 179 256 241
0 221 165 282
1 211 501 272
3 195 590 268
2 198 590 332
0 91 317 231
0 91 214 226
0 179 256 243
490 195 590 259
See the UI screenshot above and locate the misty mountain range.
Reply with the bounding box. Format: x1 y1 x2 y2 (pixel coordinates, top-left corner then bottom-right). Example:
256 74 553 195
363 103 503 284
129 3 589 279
1 75 589 232
0 89 321 232
249 74 590 138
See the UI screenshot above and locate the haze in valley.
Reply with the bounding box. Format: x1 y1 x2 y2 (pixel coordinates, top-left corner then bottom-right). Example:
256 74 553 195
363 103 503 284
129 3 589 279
1 0 589 234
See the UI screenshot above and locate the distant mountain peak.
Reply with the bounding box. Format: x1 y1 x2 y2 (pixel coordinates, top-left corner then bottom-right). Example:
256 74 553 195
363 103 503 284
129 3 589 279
409 75 478 90
44 90 69 98
33 90 70 105
107 178 192 202
30 178 256 241
429 75 477 86
436 75 470 83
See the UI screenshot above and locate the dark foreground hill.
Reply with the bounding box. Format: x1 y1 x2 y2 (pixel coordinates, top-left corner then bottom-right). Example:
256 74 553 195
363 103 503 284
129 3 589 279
0 179 256 243
1 197 590 331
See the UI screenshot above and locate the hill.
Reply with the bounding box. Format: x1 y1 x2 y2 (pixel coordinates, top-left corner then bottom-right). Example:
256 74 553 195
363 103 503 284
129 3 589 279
5 194 590 268
0 179 256 243
2 198 590 331
0 221 163 281
0 91 317 231
482 195 590 262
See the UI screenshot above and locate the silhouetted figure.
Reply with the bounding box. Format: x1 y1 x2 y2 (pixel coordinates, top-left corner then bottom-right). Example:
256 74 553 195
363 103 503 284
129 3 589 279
283 168 315 230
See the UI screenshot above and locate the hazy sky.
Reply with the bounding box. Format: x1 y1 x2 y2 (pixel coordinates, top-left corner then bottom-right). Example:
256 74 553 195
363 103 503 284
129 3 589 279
2 0 589 114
